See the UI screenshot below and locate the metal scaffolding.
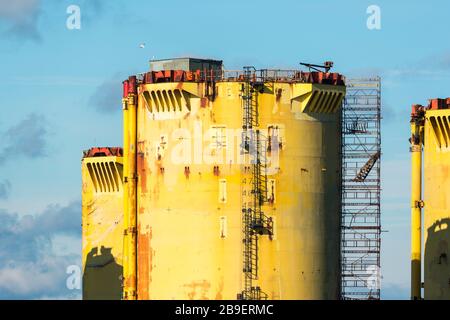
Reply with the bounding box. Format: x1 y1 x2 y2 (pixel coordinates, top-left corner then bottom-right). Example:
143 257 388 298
341 78 381 300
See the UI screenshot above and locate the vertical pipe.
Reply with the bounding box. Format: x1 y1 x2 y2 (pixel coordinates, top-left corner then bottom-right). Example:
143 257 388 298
123 76 138 300
122 81 129 300
410 115 423 300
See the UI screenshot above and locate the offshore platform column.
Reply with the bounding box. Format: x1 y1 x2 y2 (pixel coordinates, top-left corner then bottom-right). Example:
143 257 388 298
81 57 347 300
81 147 124 300
409 98 450 300
410 104 424 300
122 76 138 300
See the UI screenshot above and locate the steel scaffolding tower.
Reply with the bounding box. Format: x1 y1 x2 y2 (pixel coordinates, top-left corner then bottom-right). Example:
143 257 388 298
341 78 381 300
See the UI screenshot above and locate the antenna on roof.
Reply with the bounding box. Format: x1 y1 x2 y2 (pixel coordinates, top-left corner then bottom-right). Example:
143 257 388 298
300 61 334 72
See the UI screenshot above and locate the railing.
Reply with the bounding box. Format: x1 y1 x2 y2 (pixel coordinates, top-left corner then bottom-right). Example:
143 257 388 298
137 68 346 85
198 69 302 82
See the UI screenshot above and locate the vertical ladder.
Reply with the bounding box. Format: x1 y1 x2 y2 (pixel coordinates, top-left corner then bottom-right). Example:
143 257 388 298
238 67 273 300
251 131 273 237
242 67 259 130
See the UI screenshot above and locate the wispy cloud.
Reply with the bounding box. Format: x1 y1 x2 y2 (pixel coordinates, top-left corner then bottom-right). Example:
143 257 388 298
0 0 42 42
80 0 105 21
0 201 81 299
89 76 123 113
0 180 11 200
381 100 398 123
350 51 450 85
10 202 81 238
89 71 137 113
439 54 450 69
0 258 76 298
0 0 115 43
422 51 450 70
72 0 115 27
0 113 49 164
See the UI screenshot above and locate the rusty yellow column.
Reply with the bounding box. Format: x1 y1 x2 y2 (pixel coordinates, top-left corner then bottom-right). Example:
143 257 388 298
122 82 129 300
123 76 138 300
410 108 423 300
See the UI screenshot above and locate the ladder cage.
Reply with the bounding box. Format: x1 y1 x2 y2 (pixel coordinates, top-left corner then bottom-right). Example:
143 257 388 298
239 67 273 300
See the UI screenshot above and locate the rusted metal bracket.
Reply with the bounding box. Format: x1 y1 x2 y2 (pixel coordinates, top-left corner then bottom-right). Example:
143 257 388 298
124 227 137 235
415 200 425 209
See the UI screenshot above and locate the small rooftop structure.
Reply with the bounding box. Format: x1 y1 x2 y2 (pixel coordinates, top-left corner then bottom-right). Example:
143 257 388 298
149 57 223 72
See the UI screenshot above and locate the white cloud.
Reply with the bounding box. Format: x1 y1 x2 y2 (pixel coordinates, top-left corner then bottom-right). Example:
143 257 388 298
0 260 65 296
0 201 81 299
0 113 49 165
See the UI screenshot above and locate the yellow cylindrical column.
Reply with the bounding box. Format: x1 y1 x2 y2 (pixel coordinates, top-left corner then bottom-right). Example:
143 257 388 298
410 119 423 300
123 77 138 300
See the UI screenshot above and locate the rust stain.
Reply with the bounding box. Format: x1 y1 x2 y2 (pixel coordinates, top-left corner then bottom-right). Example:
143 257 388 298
200 97 208 108
176 82 183 90
152 160 162 202
183 280 211 300
215 277 224 300
210 110 216 123
125 275 136 288
276 88 282 102
137 147 149 194
155 158 164 175
137 140 145 152
137 225 152 300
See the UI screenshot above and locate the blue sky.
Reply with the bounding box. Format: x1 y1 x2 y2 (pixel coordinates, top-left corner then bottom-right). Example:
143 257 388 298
0 0 449 299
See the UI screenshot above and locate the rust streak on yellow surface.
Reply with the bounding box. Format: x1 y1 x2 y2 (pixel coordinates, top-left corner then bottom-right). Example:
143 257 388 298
137 226 152 300
137 144 148 194
183 280 211 300
215 277 224 300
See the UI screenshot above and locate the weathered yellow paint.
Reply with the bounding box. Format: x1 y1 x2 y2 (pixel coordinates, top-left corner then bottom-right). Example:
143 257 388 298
134 80 345 299
410 120 423 300
291 83 346 114
81 156 124 300
423 109 450 299
82 74 345 300
122 97 129 299
123 93 138 300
